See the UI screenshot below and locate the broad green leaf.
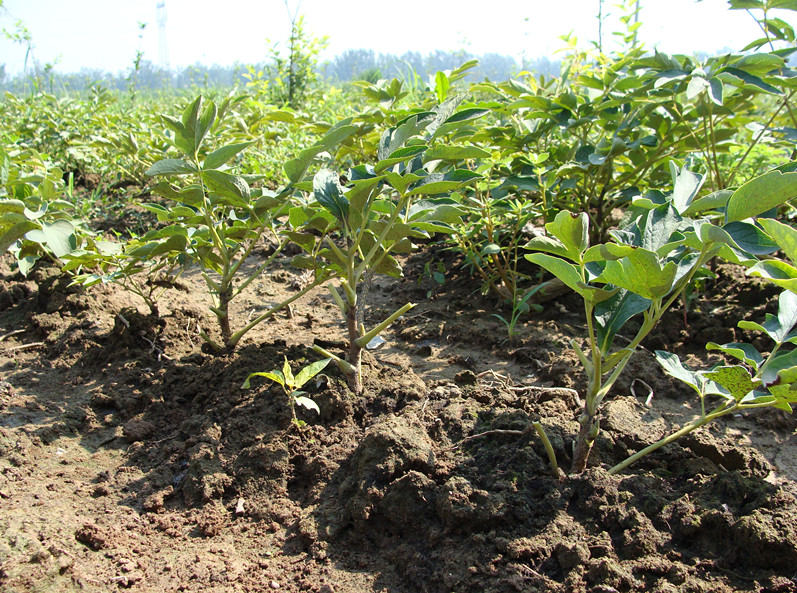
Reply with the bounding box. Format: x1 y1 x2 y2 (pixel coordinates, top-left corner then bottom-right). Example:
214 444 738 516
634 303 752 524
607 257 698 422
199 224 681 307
583 242 637 262
706 342 764 369
758 217 797 263
294 358 332 389
435 70 450 103
161 113 194 156
725 170 797 222
718 67 781 95
346 176 382 229
747 260 797 292
643 204 681 252
738 290 797 344
595 290 651 353
444 108 490 124
385 171 422 194
374 145 427 174
0 220 38 254
598 249 678 299
313 170 349 222
26 220 76 258
242 370 284 389
525 253 585 296
723 221 779 256
424 145 491 161
683 189 733 216
524 235 570 259
203 142 254 170
201 170 250 204
195 100 217 151
761 349 797 387
669 163 704 215
704 365 761 402
544 210 589 260
407 170 481 196
282 357 295 388
145 159 198 177
654 350 703 396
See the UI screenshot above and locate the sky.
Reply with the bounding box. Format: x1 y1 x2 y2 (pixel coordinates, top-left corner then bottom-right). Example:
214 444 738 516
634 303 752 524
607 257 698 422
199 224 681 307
0 0 785 76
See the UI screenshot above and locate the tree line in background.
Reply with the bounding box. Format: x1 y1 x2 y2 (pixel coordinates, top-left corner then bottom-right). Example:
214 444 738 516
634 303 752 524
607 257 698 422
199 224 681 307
0 49 561 96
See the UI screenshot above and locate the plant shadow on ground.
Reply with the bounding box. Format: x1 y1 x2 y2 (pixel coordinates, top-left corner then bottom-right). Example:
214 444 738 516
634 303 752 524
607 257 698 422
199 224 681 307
1 253 797 592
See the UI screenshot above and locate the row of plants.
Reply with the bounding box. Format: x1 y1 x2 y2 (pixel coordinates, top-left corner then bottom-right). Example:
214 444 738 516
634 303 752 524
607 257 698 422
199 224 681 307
1 0 796 476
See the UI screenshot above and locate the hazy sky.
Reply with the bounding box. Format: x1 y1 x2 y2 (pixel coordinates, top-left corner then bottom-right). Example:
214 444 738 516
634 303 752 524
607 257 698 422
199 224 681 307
0 0 781 76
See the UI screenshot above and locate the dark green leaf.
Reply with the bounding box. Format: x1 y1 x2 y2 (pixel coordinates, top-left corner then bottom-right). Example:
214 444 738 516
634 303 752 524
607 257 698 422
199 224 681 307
313 170 349 222
595 290 651 353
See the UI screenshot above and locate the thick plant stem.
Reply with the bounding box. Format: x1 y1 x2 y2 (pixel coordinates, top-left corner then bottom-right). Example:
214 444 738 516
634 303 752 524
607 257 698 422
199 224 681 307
216 282 232 346
347 300 363 395
571 411 597 473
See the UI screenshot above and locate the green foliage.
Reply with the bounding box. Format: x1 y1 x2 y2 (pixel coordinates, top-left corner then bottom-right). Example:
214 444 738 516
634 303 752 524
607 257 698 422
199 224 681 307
138 95 333 350
607 289 797 474
243 356 331 427
246 10 327 109
524 162 789 472
0 146 86 275
310 99 484 393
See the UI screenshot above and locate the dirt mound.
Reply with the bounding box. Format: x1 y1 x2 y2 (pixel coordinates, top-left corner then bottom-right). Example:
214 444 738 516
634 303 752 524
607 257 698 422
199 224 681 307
1 252 797 592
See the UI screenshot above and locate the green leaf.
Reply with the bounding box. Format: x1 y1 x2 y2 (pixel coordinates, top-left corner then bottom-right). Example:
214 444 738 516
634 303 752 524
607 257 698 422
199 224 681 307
424 145 491 161
598 249 678 299
747 260 797 292
525 253 585 296
544 210 589 260
762 349 797 387
201 170 250 204
385 172 422 195
195 99 217 151
723 221 779 256
407 170 481 196
758 217 797 264
683 189 733 216
145 159 198 177
282 357 295 388
294 358 332 389
643 204 681 252
718 67 781 95
0 219 38 254
654 350 704 396
738 290 797 344
595 290 651 354
26 220 77 258
670 163 704 215
313 170 349 222
524 235 570 259
242 370 285 389
583 243 638 262
703 366 761 402
374 145 427 174
435 70 450 103
203 142 254 170
725 170 797 222
706 342 764 369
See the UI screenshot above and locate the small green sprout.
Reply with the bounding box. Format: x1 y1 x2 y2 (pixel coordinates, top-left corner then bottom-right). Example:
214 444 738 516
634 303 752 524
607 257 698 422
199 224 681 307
243 357 331 427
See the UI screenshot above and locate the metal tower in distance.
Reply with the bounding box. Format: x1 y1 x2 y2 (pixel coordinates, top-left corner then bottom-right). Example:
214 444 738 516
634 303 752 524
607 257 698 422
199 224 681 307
157 1 169 68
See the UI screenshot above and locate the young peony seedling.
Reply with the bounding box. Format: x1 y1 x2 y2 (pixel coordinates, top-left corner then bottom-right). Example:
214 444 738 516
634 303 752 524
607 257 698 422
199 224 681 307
243 357 331 427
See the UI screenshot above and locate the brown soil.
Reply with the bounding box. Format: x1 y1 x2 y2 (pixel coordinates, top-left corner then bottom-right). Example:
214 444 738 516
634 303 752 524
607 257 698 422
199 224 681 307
1 247 796 593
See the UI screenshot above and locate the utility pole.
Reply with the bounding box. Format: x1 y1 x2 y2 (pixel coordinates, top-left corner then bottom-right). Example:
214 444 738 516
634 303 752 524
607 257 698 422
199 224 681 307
157 0 169 68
